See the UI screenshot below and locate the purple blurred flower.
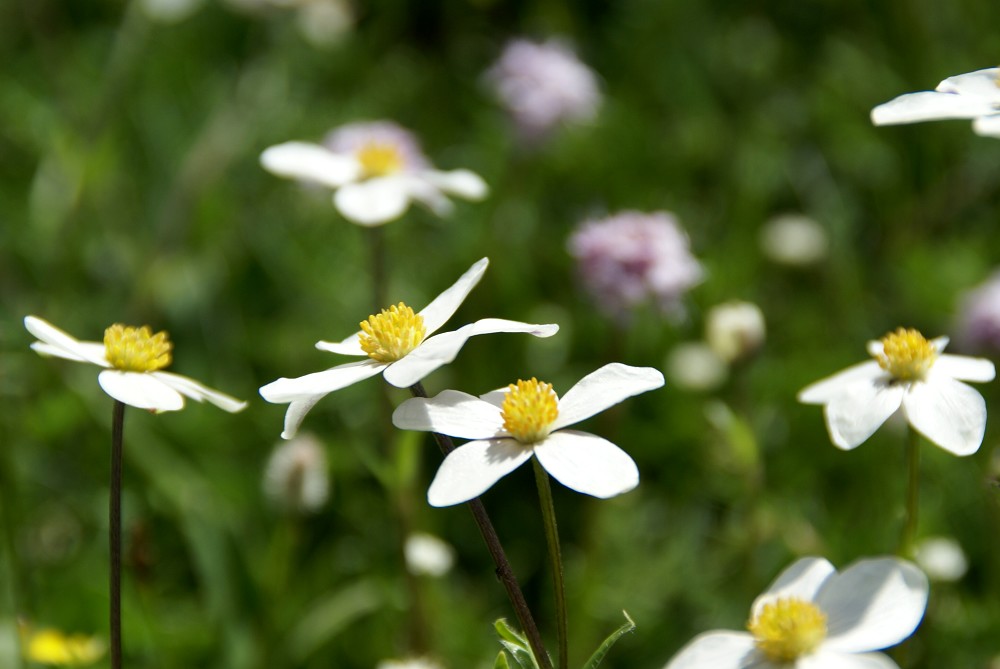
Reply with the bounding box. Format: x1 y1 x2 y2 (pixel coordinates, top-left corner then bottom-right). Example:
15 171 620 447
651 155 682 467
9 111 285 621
957 271 1000 351
487 38 601 138
323 121 431 172
567 211 703 318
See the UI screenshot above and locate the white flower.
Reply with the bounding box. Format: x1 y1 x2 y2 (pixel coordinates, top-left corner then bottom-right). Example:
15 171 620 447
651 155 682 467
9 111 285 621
260 120 487 226
25 316 247 414
798 327 995 455
705 301 766 363
664 342 727 392
913 536 968 583
663 556 928 669
376 658 444 669
259 258 558 439
871 67 1000 137
393 363 664 507
759 214 828 267
404 532 455 577
263 433 329 513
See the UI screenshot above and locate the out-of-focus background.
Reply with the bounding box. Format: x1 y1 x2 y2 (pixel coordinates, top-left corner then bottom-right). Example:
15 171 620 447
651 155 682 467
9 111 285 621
3 1 1000 667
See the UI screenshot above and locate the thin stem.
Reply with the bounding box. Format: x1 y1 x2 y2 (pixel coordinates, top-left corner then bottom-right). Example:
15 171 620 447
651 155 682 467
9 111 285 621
110 400 126 669
409 382 552 669
898 425 921 557
531 459 568 669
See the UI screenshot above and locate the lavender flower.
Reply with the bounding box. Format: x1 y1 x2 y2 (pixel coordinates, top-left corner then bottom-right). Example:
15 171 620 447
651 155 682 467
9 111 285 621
568 211 703 318
486 38 601 139
956 271 1000 352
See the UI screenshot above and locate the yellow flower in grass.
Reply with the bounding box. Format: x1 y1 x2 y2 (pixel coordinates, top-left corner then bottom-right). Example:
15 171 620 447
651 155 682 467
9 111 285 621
20 624 105 666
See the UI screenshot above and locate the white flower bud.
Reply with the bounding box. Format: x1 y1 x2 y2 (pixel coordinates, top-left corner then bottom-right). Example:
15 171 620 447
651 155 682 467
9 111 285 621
759 214 828 267
665 343 727 392
914 536 968 582
404 532 455 577
263 434 329 513
705 301 766 363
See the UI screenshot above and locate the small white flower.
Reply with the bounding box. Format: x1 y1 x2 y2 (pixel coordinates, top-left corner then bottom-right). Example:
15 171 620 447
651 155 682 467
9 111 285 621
759 214 828 267
705 301 766 364
376 658 444 669
799 328 995 455
263 434 330 513
393 363 664 507
260 120 487 226
404 532 455 577
871 67 1000 137
663 556 928 669
25 316 247 414
259 258 558 439
913 536 968 583
664 342 727 392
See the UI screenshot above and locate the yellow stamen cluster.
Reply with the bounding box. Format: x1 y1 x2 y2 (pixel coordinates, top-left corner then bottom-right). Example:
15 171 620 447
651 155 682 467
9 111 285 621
358 303 426 363
748 598 828 663
501 378 560 444
356 142 404 178
874 327 937 381
103 324 172 372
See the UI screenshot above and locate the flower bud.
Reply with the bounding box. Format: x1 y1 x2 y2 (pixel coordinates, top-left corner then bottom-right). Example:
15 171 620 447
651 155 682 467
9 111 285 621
263 434 329 513
705 301 766 363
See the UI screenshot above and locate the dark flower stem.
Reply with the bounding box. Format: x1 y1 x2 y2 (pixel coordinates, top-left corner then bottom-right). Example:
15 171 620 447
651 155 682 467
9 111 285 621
898 426 921 556
531 458 568 669
110 400 125 669
409 382 552 669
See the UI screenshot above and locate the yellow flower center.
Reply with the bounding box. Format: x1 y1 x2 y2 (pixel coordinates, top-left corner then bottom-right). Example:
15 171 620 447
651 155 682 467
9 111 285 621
748 597 828 663
356 142 404 178
358 303 426 363
501 378 560 444
103 324 172 372
874 327 937 381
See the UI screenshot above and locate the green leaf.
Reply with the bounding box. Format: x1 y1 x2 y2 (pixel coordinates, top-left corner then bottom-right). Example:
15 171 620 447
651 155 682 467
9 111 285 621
494 650 512 669
581 611 636 669
494 618 529 649
494 619 538 669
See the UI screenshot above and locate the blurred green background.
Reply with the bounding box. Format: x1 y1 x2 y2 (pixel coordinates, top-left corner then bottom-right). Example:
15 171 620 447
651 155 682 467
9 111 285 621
3 0 1000 667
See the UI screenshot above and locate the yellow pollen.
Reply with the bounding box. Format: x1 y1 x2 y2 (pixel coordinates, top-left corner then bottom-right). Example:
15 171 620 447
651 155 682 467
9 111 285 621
356 142 404 178
103 324 172 372
748 598 828 663
501 378 559 444
874 327 937 381
358 303 426 363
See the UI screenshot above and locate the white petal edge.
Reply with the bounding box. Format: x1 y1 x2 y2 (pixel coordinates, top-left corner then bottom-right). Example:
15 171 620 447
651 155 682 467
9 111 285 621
465 318 559 338
798 649 900 669
902 377 986 456
751 557 835 620
817 557 928 653
936 68 1000 99
334 177 411 225
153 371 247 413
426 438 532 507
798 361 884 405
417 257 489 336
382 329 474 388
392 390 505 439
533 430 639 499
259 360 386 403
315 332 366 356
24 316 111 367
552 363 664 431
934 354 996 382
97 371 185 412
973 113 1000 137
260 141 361 188
30 342 109 365
871 91 997 125
661 631 759 669
280 396 324 440
421 169 489 200
823 381 904 450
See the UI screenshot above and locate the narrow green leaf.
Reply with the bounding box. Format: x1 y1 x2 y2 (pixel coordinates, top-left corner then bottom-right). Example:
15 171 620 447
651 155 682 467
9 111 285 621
499 640 537 669
494 618 529 649
581 611 636 669
494 650 512 669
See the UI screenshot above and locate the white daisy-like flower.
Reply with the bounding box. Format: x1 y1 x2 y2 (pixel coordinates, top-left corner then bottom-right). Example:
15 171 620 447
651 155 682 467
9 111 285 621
871 67 1000 137
663 556 928 669
259 258 558 439
798 327 995 455
392 363 664 507
25 316 248 414
260 120 488 226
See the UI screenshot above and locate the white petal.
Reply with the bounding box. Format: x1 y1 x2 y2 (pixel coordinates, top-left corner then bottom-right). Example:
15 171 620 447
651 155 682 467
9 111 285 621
798 361 884 405
333 177 411 225
259 360 386 403
24 316 111 367
478 387 510 408
661 631 760 669
973 114 1000 137
280 396 324 440
382 329 474 388
426 439 532 507
465 318 560 338
421 169 489 200
402 176 454 217
97 371 185 412
902 378 987 455
798 650 899 669
417 257 489 335
936 68 1000 99
533 430 639 498
552 363 664 431
260 141 361 187
392 390 505 439
152 371 247 413
315 332 366 356
871 91 997 125
818 557 928 653
823 381 904 450
933 354 996 382
751 557 835 619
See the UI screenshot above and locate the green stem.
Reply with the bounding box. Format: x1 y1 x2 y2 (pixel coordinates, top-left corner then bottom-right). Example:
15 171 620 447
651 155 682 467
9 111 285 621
898 426 921 556
409 382 552 669
369 226 387 313
532 459 568 669
110 400 125 669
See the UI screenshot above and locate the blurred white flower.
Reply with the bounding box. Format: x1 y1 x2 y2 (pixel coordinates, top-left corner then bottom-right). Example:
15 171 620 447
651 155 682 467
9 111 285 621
664 343 727 392
567 210 703 318
404 532 455 577
663 556 928 669
956 270 1000 352
393 363 664 507
798 328 995 455
25 316 247 414
139 0 204 23
759 214 828 267
913 536 968 583
295 0 353 48
871 67 1000 137
261 120 486 225
487 38 600 139
705 301 765 363
376 658 444 669
259 258 558 439
263 434 329 513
